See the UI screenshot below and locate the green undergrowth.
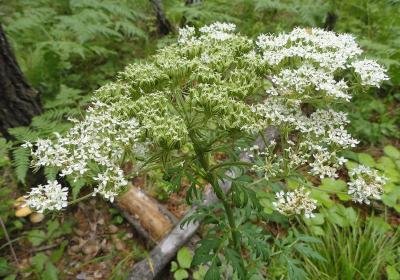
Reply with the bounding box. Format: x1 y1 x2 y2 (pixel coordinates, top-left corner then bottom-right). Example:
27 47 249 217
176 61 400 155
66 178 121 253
300 214 400 280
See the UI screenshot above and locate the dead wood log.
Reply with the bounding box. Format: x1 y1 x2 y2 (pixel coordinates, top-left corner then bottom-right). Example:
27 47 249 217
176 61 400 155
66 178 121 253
126 180 230 280
124 128 278 280
116 186 177 243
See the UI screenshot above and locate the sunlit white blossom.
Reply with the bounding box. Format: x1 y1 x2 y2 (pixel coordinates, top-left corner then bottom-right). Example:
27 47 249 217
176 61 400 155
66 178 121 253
251 97 301 127
93 167 128 203
199 22 236 41
25 180 68 213
297 109 359 148
347 165 387 204
256 27 362 68
308 147 341 178
271 64 351 100
252 99 358 179
273 188 317 218
351 59 389 87
25 101 142 202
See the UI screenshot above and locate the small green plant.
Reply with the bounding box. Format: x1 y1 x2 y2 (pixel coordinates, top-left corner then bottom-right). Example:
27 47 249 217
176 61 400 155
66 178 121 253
0 218 71 280
171 247 193 280
26 219 72 247
0 257 17 280
30 252 60 280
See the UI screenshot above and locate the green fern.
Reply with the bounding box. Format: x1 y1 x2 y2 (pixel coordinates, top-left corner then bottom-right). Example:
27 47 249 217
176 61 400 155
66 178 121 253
0 138 12 168
2 0 152 98
0 138 11 158
8 127 41 142
12 146 31 184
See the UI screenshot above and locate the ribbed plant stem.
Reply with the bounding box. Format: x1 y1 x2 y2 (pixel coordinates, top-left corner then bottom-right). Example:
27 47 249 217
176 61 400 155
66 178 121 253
194 144 242 257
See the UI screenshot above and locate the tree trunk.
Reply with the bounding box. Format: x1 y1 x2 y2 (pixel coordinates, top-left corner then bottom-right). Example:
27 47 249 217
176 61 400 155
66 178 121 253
185 0 202 5
324 11 338 31
149 0 174 35
0 24 42 139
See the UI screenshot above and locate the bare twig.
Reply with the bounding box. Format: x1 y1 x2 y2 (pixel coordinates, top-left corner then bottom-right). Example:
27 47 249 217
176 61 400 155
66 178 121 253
0 216 20 266
0 236 24 251
29 241 65 253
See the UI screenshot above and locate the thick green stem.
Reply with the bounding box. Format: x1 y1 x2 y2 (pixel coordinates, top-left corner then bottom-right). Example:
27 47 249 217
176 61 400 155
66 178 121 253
68 192 94 206
188 131 247 275
208 172 241 251
193 143 242 254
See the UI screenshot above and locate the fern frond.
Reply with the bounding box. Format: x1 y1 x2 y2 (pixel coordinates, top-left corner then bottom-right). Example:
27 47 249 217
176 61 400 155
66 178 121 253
0 138 12 159
44 166 58 180
8 127 40 142
88 45 116 57
115 21 148 39
12 146 31 184
45 41 88 59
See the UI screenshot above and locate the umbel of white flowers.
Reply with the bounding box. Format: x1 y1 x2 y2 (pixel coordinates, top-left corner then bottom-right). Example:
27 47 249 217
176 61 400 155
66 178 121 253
273 188 317 218
347 165 387 204
23 22 388 218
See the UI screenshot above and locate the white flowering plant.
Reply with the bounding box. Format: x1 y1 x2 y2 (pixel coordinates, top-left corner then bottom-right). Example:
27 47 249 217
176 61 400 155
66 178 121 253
22 23 390 278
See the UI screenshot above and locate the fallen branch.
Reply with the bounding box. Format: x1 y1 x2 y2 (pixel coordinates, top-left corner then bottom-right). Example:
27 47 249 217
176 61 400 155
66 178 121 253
116 187 177 244
29 241 65 253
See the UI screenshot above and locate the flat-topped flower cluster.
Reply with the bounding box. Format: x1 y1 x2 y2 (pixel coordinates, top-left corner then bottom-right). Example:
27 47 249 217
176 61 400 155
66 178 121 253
273 188 317 218
347 165 387 204
23 22 389 217
23 101 143 203
25 180 68 213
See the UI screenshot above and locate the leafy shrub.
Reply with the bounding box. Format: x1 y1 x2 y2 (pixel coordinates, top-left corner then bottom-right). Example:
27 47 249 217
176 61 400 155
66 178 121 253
20 23 391 278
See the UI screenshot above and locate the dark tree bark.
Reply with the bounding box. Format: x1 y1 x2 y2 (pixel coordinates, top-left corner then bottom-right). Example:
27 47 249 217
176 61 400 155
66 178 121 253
185 0 202 4
324 11 338 31
149 0 174 35
0 24 42 140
